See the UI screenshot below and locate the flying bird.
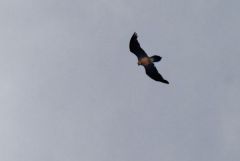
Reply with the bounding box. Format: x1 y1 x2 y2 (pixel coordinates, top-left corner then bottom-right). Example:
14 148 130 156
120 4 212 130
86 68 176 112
129 32 169 84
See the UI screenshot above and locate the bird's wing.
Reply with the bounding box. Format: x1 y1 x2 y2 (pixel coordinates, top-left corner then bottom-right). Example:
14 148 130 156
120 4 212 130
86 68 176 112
144 63 169 84
129 32 148 59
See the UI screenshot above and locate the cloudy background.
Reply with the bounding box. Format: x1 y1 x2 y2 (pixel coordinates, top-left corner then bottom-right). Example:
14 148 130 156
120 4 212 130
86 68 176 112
0 0 240 160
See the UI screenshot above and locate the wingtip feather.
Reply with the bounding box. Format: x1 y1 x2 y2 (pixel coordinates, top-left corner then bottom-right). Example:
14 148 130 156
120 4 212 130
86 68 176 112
162 80 169 84
132 32 138 39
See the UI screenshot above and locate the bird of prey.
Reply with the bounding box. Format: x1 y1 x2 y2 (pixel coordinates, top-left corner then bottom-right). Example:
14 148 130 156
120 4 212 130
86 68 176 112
129 32 169 84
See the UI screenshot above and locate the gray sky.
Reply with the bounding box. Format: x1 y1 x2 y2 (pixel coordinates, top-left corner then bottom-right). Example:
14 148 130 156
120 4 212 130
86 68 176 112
0 0 240 161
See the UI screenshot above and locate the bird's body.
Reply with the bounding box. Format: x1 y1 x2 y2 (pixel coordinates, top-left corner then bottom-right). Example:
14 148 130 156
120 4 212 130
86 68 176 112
138 57 151 66
129 32 169 84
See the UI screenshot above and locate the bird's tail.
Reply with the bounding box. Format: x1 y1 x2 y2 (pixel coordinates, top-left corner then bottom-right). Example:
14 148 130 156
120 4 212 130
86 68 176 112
150 55 162 63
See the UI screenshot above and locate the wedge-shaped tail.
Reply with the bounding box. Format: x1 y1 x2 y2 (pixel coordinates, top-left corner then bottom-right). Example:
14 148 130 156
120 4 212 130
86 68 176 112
150 55 162 63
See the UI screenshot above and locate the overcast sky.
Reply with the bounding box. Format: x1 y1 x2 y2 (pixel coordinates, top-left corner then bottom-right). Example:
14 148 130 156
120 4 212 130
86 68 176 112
0 0 240 161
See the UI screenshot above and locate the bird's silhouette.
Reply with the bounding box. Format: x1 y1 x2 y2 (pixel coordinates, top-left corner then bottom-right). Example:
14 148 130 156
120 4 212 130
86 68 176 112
129 32 169 84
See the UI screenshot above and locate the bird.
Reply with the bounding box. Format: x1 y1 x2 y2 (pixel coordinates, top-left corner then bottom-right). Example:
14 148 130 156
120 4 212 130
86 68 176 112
129 32 169 84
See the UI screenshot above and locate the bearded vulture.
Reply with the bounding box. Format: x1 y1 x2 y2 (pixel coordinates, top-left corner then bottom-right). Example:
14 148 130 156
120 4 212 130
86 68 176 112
129 32 169 84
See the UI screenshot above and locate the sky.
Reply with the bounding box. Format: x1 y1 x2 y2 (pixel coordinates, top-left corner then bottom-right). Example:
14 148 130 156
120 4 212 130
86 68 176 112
0 0 240 161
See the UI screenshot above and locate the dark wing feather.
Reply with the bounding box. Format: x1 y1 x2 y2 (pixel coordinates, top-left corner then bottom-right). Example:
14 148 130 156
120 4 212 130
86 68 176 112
129 32 148 59
144 63 169 84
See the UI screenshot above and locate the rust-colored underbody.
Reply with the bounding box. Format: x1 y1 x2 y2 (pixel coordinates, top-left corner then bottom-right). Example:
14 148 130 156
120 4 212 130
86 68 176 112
138 57 151 66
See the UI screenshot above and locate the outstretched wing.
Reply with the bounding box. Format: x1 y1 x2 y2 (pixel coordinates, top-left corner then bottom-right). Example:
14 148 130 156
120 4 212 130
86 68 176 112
144 63 169 84
129 32 148 59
